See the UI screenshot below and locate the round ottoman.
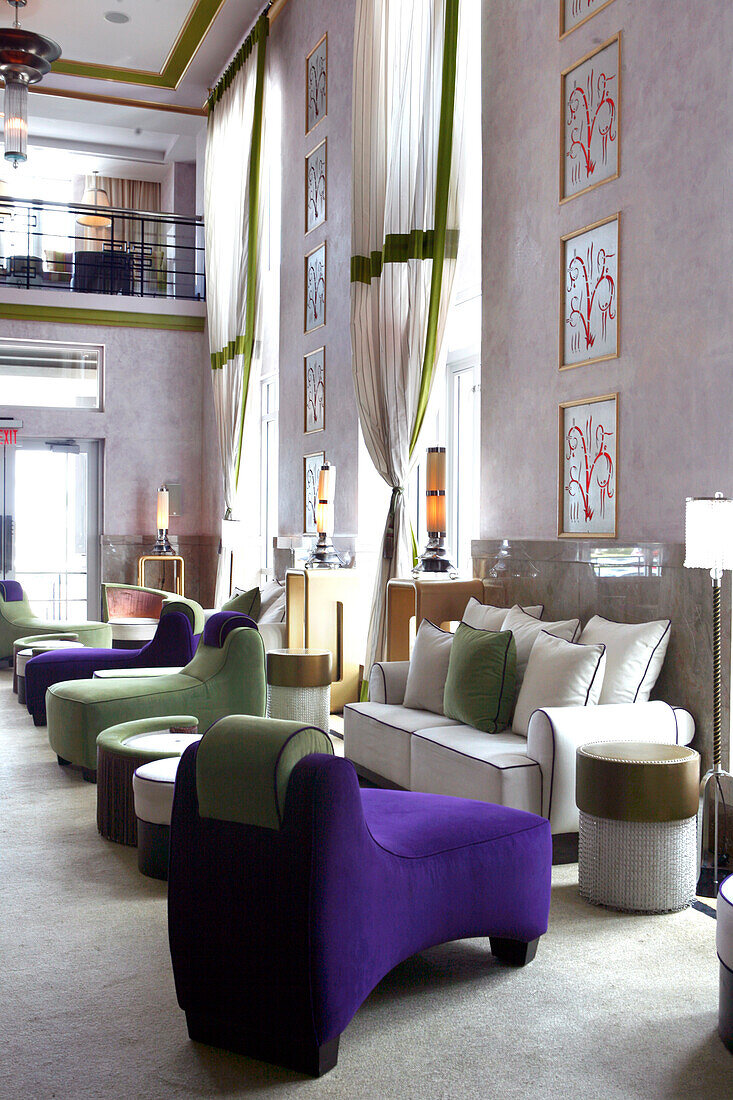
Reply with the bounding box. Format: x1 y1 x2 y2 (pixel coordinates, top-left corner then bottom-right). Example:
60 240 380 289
96 715 199 846
266 648 332 729
109 616 159 649
13 633 81 693
576 741 700 913
718 875 733 1052
133 756 180 880
16 640 85 704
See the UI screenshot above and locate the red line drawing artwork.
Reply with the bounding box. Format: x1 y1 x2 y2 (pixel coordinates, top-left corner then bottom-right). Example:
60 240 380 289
306 37 327 133
305 246 326 331
306 143 326 232
562 0 616 37
564 408 615 528
305 351 325 431
566 235 616 357
563 38 619 197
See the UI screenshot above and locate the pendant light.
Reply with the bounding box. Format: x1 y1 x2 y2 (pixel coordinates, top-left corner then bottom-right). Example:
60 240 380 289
77 171 112 229
0 0 61 167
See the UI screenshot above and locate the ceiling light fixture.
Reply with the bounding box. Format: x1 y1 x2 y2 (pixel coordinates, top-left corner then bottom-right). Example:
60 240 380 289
104 11 130 24
77 170 112 228
0 0 61 167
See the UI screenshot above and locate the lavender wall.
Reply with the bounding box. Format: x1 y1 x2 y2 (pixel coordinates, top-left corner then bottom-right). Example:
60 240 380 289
271 0 359 539
481 0 733 542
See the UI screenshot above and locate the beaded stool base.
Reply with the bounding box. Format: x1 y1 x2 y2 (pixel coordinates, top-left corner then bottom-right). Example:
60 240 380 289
267 684 331 731
578 811 697 913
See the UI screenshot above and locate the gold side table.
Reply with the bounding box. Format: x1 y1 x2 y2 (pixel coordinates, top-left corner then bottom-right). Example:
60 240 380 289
137 554 185 596
385 577 484 661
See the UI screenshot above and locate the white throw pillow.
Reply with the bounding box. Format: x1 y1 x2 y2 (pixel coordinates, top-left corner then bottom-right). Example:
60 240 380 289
502 605 580 693
403 619 454 715
512 631 606 736
462 597 543 631
258 586 286 624
259 579 285 618
578 615 671 704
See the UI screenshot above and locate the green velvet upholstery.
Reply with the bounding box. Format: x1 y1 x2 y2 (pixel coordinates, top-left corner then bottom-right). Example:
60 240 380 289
101 583 205 636
221 586 261 620
46 625 266 772
196 715 333 829
0 589 111 662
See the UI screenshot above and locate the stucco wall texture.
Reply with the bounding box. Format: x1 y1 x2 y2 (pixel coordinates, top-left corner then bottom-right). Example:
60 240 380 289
272 0 359 539
481 0 733 542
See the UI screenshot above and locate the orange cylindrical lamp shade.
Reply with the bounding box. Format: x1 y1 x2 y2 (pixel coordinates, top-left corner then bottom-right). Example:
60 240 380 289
426 447 446 534
315 463 335 535
157 487 170 530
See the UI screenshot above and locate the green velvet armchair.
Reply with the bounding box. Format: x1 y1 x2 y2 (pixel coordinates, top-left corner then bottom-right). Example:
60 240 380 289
0 580 112 662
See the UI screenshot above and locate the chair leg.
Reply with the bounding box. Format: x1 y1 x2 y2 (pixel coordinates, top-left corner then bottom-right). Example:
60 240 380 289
185 1011 340 1076
57 755 70 767
81 768 96 783
490 936 540 967
33 714 46 727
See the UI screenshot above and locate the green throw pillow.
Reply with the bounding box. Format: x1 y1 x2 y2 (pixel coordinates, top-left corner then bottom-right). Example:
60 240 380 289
443 623 516 733
222 586 261 620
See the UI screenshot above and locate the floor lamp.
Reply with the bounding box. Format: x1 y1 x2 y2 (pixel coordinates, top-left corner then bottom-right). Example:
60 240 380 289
684 493 733 898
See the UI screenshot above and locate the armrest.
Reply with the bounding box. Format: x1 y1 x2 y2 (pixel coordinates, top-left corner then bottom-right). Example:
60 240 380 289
368 661 410 705
526 701 686 835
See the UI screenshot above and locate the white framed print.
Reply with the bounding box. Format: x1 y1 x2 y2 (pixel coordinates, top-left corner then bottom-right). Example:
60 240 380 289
560 0 617 38
304 242 326 333
304 450 325 534
304 347 325 433
560 213 619 370
306 34 327 135
559 393 618 538
305 139 327 234
561 33 620 202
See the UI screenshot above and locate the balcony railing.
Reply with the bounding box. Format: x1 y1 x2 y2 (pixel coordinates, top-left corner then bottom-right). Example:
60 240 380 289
0 195 205 302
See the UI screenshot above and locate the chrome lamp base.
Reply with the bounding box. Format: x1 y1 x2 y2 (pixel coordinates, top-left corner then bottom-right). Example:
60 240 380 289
304 534 344 570
151 529 174 555
412 536 457 579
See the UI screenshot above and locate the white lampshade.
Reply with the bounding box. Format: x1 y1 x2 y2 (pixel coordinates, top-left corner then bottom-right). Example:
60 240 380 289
684 494 733 572
315 462 335 536
77 172 111 228
156 486 170 530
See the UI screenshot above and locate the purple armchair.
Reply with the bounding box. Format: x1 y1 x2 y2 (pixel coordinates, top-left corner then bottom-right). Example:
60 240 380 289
25 609 196 727
168 717 552 1077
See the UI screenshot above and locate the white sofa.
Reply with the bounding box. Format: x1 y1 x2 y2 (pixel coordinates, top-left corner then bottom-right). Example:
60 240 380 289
343 659 695 840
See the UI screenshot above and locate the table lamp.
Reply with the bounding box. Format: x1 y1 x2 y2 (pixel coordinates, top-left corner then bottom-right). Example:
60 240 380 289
152 485 174 554
413 446 457 578
305 461 344 568
684 492 733 897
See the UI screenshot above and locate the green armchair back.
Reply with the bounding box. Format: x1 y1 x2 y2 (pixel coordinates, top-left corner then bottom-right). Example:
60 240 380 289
101 583 205 636
0 582 112 661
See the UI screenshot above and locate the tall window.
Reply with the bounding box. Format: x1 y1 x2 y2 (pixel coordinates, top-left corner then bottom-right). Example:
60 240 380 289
260 373 278 577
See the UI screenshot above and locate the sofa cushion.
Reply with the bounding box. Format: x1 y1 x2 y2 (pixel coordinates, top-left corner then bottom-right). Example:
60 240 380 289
462 596 543 631
343 701 461 789
578 615 671 704
403 619 453 715
258 580 286 623
411 725 542 816
502 605 580 695
443 623 516 734
512 631 606 736
222 586 261 620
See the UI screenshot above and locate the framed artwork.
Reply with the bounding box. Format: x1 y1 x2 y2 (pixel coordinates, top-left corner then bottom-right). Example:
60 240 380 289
560 213 619 370
304 450 325 534
304 347 325 433
561 32 620 202
559 393 618 538
306 34 327 135
305 139 327 234
560 0 616 38
304 242 326 333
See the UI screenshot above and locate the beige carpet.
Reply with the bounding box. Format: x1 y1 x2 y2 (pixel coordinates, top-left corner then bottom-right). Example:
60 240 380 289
1 666 731 1100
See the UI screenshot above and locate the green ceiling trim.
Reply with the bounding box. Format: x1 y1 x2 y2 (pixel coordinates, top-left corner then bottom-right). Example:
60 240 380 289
0 302 205 332
51 0 227 90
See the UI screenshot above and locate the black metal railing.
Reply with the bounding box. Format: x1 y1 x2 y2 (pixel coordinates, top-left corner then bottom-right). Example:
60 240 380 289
0 195 205 301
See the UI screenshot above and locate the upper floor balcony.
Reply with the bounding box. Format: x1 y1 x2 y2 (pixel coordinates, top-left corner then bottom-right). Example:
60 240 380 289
0 194 205 303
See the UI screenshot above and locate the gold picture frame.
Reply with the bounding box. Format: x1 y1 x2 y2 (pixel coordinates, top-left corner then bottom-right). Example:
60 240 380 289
304 346 326 433
304 241 327 334
304 450 325 534
305 33 328 135
560 32 621 203
559 212 620 371
305 138 327 235
558 392 618 539
559 0 617 39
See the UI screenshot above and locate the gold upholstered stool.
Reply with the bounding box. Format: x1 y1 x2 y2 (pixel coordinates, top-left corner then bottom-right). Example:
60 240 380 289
266 649 332 730
576 741 700 913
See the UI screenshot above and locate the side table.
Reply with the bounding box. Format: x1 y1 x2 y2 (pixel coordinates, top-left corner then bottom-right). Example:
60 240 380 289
137 554 185 596
266 648 332 730
576 741 700 913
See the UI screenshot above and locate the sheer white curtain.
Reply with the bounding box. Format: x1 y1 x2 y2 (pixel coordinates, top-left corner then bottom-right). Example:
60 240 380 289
351 0 470 680
205 15 269 605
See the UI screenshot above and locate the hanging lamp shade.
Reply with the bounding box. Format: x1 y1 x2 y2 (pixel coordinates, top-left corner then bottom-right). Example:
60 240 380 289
77 171 112 228
0 4 61 167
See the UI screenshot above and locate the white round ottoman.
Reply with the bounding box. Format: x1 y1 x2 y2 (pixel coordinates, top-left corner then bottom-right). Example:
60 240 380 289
133 756 181 880
718 874 733 1052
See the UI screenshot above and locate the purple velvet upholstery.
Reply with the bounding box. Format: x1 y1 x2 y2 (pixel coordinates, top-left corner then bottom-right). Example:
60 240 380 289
168 746 552 1076
24 610 195 726
0 580 23 601
201 610 257 649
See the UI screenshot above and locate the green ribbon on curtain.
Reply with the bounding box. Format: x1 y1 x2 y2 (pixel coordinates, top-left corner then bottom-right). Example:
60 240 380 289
206 13 268 490
350 229 459 285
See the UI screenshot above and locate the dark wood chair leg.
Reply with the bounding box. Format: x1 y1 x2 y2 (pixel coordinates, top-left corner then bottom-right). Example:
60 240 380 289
185 1011 340 1076
81 768 96 783
490 936 540 967
57 755 70 766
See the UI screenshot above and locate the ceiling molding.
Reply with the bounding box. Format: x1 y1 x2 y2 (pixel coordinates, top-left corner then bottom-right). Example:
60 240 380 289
50 0 227 90
29 84 207 118
0 303 205 332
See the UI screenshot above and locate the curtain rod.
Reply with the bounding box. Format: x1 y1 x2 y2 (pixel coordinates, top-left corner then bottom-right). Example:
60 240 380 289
206 0 290 111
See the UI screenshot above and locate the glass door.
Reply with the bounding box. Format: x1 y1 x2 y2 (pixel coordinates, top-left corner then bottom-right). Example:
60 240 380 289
1 438 100 621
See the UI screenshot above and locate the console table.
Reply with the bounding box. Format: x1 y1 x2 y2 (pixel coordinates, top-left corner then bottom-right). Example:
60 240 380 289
137 554 185 596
